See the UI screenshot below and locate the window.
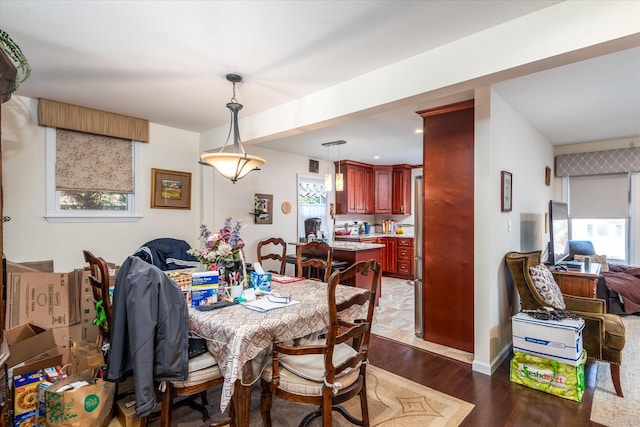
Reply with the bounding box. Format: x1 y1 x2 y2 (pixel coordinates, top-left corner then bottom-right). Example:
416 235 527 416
45 127 142 222
569 173 628 262
297 174 329 240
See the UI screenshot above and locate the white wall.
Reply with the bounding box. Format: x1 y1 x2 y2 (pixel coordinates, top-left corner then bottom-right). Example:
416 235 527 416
197 138 335 272
2 96 202 271
473 88 555 374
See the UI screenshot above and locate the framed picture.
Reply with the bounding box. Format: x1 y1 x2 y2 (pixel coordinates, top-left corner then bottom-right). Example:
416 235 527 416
151 168 192 209
545 166 551 186
254 193 273 224
501 171 512 212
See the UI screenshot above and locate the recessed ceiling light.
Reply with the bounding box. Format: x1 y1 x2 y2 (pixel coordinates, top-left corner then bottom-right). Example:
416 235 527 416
414 128 424 134
373 155 380 159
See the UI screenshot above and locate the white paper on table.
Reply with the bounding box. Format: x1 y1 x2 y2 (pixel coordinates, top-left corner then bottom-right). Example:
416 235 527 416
242 296 300 312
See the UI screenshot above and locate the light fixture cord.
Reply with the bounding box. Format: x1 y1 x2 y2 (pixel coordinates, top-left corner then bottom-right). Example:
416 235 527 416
220 80 246 156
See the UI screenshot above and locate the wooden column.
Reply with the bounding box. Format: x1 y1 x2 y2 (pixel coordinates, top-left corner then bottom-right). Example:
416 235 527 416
417 100 474 353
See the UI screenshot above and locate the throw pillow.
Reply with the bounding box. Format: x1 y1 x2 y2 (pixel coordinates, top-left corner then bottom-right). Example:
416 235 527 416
528 263 566 309
574 254 609 272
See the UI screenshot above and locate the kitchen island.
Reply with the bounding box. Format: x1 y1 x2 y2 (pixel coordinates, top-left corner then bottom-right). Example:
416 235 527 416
288 240 383 304
335 234 415 279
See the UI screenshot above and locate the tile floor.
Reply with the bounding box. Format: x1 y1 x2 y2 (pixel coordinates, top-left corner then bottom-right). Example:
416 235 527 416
372 276 474 364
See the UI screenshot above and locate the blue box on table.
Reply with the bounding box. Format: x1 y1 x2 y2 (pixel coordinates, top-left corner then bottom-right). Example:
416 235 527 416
250 272 272 292
191 271 219 286
191 271 219 307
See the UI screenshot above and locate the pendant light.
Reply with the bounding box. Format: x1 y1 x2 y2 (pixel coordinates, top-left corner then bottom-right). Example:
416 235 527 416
321 140 346 192
199 74 266 183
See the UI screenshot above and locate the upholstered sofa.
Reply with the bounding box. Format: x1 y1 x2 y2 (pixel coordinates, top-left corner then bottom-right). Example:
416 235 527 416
569 240 639 315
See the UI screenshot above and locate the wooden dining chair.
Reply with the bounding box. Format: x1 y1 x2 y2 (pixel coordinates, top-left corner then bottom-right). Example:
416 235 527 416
296 241 333 282
89 252 230 427
82 250 113 343
260 259 380 426
257 237 287 275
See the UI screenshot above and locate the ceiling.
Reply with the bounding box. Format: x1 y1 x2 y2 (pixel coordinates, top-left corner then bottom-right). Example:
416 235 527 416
1 1 639 165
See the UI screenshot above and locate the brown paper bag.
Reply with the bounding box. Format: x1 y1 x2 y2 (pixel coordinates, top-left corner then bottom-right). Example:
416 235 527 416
69 339 104 375
45 369 115 427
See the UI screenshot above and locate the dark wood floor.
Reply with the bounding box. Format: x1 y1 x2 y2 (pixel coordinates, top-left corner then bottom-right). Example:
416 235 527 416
369 334 605 427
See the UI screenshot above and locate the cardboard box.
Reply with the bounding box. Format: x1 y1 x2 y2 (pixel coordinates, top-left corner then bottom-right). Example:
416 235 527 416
36 381 54 427
6 272 78 329
6 260 54 273
51 324 82 366
510 350 586 402
512 312 584 366
250 272 272 292
116 395 141 427
6 324 59 369
14 370 46 427
191 271 219 286
191 286 218 307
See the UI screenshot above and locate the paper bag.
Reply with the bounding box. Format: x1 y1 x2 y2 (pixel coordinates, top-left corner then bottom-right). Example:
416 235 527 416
45 369 115 427
69 340 104 375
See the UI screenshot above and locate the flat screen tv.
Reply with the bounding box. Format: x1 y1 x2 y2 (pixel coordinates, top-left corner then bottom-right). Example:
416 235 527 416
548 200 570 265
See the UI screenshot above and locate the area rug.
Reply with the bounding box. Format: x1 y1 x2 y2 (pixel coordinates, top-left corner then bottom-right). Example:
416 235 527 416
139 364 473 426
590 315 640 427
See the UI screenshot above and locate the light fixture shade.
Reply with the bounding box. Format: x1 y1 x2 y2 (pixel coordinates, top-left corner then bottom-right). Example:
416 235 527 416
335 172 344 192
324 173 333 191
200 152 266 183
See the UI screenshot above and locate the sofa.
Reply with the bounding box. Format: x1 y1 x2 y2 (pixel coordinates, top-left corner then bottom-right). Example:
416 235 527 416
569 240 640 315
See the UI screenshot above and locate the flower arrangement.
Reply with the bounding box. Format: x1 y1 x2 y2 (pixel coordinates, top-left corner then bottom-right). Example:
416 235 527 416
187 217 247 284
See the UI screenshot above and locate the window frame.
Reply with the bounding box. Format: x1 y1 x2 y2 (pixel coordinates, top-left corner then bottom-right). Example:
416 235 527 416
45 127 142 223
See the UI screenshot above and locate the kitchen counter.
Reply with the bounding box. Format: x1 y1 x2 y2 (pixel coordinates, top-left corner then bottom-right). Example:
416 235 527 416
334 233 414 240
289 241 384 251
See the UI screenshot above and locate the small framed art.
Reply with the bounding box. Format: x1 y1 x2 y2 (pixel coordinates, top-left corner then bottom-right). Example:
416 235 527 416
501 171 512 212
151 168 192 209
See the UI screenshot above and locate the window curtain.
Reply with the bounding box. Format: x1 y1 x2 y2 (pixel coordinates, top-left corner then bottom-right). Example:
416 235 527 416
569 173 628 219
56 129 133 193
556 147 640 177
38 98 149 142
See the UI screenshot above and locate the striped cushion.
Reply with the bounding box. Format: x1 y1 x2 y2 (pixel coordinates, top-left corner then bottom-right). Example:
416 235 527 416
262 343 361 396
171 352 222 388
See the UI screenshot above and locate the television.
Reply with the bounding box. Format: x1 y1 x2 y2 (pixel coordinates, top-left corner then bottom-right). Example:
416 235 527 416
548 200 570 265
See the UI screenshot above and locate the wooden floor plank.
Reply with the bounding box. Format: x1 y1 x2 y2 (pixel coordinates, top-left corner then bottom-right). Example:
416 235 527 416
369 334 604 426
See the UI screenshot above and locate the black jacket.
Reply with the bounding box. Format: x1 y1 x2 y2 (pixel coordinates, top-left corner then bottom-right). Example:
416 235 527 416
133 237 200 270
106 256 189 417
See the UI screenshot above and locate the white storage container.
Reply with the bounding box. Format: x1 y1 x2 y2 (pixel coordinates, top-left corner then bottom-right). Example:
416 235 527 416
512 312 584 366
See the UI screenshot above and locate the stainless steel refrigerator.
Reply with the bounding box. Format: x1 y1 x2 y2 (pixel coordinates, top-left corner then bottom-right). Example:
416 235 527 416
414 175 423 337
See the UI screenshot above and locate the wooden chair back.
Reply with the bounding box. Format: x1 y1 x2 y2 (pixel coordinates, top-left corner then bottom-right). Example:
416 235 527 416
257 237 287 275
262 259 380 426
296 241 333 282
82 250 112 342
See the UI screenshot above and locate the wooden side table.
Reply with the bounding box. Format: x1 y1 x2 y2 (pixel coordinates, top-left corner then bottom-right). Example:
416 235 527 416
550 263 601 298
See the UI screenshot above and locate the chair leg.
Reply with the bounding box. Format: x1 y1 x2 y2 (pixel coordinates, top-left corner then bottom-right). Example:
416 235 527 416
161 384 174 427
260 382 273 427
610 363 624 397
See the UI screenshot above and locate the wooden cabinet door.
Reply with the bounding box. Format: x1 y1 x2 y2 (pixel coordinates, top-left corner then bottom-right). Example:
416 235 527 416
346 164 358 213
353 166 366 213
374 166 392 214
392 165 412 214
364 168 374 214
377 237 397 273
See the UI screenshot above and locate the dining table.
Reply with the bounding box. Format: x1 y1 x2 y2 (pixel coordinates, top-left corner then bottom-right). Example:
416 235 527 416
188 279 369 426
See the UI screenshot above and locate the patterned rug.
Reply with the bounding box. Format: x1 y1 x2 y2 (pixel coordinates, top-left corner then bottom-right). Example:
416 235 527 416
590 315 640 427
132 365 473 426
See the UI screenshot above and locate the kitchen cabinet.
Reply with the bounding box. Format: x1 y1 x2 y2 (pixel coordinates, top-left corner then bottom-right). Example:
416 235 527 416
396 238 414 278
374 166 392 214
392 164 412 214
378 237 397 273
335 160 416 215
335 160 374 214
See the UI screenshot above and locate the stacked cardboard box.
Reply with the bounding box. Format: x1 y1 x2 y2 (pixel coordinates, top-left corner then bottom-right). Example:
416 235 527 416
510 312 586 401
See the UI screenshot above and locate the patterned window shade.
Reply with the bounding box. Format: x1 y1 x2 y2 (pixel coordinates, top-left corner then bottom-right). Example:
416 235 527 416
56 129 133 193
556 147 640 177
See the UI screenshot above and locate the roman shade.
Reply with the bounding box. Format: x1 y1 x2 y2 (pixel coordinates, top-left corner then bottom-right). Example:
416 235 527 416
569 173 628 219
556 147 640 177
56 129 133 193
38 98 149 142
